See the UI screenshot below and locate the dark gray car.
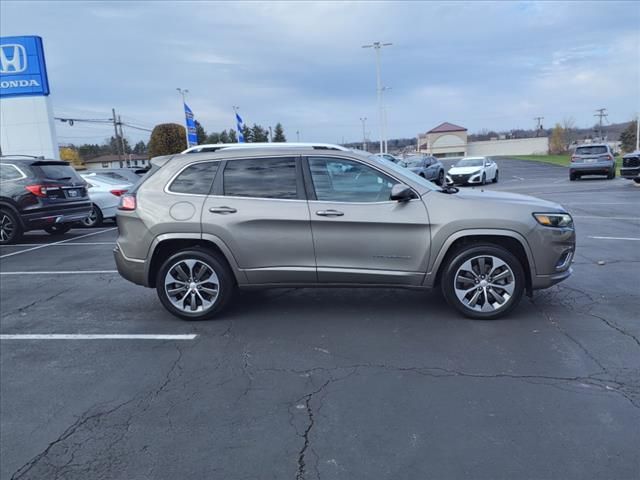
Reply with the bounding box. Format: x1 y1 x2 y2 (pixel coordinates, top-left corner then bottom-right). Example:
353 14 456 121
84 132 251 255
569 144 616 180
114 146 575 321
402 155 445 185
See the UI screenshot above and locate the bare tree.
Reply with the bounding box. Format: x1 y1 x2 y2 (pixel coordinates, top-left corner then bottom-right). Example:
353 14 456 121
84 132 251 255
562 117 576 148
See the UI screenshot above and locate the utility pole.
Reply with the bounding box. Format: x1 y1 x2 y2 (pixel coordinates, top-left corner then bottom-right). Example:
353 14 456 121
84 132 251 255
360 117 367 151
534 116 544 137
268 126 273 143
176 88 189 148
296 130 300 142
117 115 127 164
594 108 608 141
112 108 121 163
362 41 392 154
636 113 639 152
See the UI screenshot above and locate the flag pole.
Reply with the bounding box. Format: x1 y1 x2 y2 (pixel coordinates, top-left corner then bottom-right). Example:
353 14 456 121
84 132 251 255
176 88 189 148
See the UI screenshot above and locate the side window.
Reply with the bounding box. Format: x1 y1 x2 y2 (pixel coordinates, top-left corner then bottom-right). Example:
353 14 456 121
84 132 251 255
308 157 397 203
224 157 297 199
169 162 219 195
0 164 24 182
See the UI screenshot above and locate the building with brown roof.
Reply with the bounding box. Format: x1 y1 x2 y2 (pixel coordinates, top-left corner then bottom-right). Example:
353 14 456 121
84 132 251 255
418 122 468 157
83 154 150 170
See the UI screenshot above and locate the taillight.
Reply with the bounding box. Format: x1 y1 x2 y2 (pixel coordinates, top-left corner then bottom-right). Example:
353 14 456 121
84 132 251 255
570 156 578 162
25 185 61 197
607 155 613 161
110 189 127 197
119 194 136 211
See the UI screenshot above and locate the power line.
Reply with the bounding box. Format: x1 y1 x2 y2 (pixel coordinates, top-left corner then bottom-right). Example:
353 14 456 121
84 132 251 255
594 108 608 140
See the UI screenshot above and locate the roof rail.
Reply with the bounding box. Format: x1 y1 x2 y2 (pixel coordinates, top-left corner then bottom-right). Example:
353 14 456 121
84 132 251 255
0 154 45 159
181 142 351 154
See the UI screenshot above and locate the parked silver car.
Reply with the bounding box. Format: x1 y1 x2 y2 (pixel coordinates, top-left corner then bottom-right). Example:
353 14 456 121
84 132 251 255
569 144 616 181
402 155 445 185
114 147 575 321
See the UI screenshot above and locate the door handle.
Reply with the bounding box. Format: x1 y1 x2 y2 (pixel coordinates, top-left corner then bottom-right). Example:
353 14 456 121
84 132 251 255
209 206 237 214
316 209 344 217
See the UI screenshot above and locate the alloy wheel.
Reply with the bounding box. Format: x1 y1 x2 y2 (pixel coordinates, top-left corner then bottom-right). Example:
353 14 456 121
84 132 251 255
164 259 220 313
82 207 98 227
454 255 515 312
0 213 15 242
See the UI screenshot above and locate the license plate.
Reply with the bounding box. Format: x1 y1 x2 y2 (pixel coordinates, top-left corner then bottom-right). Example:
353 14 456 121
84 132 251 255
585 159 596 163
67 189 79 198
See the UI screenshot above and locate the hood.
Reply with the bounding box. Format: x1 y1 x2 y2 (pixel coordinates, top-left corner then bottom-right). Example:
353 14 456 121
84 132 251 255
448 166 483 175
408 167 423 173
452 188 565 211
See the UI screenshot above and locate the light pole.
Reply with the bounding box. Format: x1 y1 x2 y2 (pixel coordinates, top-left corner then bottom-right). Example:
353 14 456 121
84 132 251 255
360 117 367 151
296 130 300 142
381 86 392 154
636 113 639 152
362 41 392 154
176 88 189 148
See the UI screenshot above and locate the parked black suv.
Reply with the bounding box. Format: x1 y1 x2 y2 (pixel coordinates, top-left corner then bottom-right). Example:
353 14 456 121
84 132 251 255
620 151 640 184
0 156 91 244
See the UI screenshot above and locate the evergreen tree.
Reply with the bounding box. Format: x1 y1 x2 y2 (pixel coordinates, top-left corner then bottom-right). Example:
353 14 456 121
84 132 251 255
219 130 230 144
620 120 638 153
195 120 207 145
251 124 269 143
229 129 238 143
273 123 286 142
241 125 253 143
133 141 146 154
205 132 221 144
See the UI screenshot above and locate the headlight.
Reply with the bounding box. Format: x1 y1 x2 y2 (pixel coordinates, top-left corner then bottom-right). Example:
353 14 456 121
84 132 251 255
533 213 574 228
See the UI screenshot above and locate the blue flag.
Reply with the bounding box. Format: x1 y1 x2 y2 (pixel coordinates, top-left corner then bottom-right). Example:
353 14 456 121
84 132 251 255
184 102 198 147
236 112 245 143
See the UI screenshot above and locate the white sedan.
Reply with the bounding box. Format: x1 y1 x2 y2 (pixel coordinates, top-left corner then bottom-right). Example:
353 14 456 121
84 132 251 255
446 157 499 186
80 173 132 227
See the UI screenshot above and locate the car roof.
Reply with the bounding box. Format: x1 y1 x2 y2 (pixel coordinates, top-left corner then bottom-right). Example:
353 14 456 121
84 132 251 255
575 143 609 148
181 142 351 154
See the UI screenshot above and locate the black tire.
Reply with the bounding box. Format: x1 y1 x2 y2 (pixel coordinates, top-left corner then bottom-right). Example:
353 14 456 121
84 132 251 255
441 244 525 320
0 208 22 245
481 173 486 185
81 204 103 228
607 169 615 180
436 170 445 186
419 172 425 178
634 178 640 184
492 170 499 183
44 224 73 235
569 172 577 181
156 248 235 321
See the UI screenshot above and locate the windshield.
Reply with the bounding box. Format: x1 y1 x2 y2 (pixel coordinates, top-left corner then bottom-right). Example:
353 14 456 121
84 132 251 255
455 158 484 167
404 158 424 167
367 155 439 191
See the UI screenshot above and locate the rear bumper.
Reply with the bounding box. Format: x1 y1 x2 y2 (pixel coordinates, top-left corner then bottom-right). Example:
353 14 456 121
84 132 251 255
22 204 92 229
620 167 640 179
570 162 614 174
114 245 147 286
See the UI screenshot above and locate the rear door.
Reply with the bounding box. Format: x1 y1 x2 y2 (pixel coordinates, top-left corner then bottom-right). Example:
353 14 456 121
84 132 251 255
201 156 316 284
304 156 431 285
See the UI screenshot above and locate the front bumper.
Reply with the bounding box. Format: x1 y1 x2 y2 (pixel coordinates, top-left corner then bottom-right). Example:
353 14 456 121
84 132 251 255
114 245 147 286
446 173 483 185
620 166 640 179
528 225 576 290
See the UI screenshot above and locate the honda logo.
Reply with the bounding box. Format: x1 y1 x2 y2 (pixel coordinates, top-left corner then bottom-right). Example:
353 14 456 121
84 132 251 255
0 44 27 74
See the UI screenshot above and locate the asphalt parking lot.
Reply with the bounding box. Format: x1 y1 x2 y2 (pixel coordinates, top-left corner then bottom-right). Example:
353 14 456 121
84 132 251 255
1 158 639 480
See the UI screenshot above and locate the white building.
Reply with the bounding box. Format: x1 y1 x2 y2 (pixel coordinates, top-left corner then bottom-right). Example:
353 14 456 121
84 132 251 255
83 154 150 170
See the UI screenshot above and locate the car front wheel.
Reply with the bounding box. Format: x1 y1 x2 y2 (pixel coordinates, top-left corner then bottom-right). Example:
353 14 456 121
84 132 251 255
44 224 73 235
492 170 499 183
436 170 445 186
156 248 235 321
441 244 525 320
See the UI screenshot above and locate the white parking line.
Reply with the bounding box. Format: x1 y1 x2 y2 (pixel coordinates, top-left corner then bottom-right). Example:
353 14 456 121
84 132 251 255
588 236 640 241
0 228 117 259
1 242 115 247
0 334 198 340
0 270 118 275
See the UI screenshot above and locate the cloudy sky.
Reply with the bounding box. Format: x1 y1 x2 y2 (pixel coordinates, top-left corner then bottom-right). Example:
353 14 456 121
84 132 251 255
1 1 639 145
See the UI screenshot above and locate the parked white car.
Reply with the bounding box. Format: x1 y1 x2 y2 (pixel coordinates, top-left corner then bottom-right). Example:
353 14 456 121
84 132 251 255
80 174 131 227
446 156 499 186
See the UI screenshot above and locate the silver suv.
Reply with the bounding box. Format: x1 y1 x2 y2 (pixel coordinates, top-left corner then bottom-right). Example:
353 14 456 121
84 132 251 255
114 147 575 320
569 143 616 181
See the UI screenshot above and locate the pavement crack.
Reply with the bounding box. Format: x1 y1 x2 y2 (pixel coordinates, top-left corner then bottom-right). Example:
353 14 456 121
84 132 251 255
295 379 331 480
3 287 73 317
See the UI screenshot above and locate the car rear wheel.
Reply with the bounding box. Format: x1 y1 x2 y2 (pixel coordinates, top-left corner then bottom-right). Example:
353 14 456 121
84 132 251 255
607 169 615 180
0 208 22 245
156 248 235 321
81 204 103 228
441 244 525 320
569 172 577 181
44 224 73 235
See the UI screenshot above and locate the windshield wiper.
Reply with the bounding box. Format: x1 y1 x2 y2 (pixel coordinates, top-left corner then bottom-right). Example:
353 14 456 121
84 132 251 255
439 185 459 194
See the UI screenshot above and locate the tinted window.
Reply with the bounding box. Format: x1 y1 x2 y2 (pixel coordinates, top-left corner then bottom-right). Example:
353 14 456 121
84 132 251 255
33 164 83 181
169 162 219 195
224 157 297 199
0 164 24 181
309 157 396 202
576 146 607 155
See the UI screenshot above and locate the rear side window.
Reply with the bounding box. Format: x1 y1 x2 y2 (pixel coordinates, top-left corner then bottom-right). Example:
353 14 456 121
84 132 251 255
0 164 25 181
169 162 219 195
223 157 297 199
576 146 607 155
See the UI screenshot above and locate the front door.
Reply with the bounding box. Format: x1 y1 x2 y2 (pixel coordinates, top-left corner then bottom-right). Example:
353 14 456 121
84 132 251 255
305 156 431 285
201 156 316 284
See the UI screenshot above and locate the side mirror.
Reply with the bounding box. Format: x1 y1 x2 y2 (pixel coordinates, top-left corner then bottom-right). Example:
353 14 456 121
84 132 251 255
390 184 415 202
